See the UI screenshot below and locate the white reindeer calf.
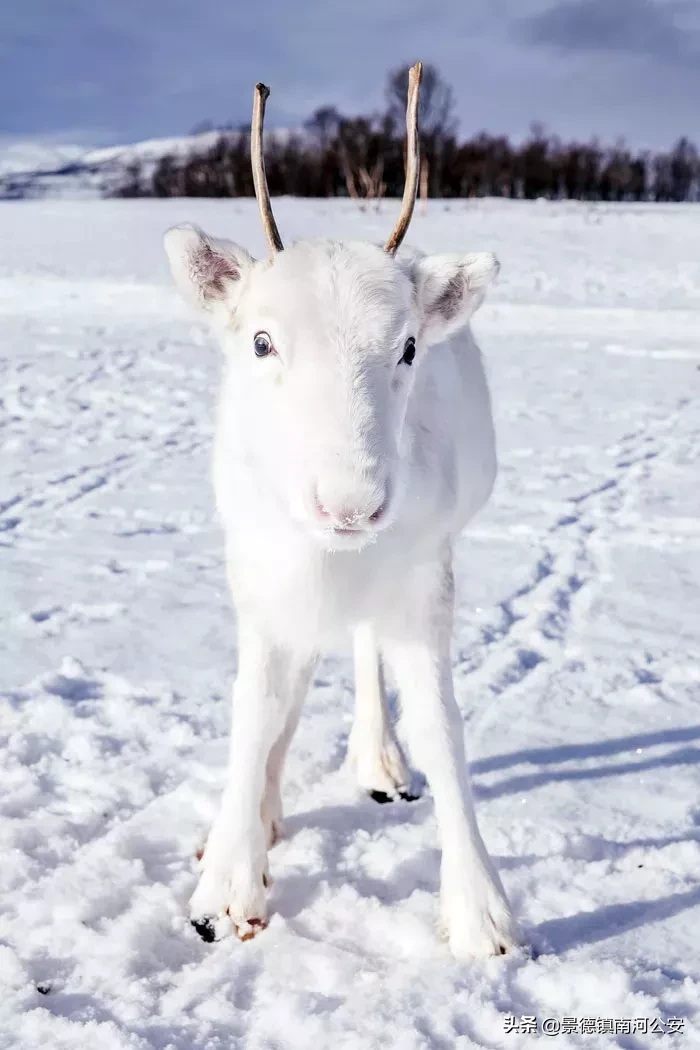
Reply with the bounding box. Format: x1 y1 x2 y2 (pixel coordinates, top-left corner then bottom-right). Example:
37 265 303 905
165 65 520 958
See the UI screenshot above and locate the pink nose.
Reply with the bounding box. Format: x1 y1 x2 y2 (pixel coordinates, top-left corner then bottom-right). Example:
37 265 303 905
313 489 387 528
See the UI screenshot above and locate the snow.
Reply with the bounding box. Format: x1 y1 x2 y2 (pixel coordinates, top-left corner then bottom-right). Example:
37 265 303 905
2 197 700 1048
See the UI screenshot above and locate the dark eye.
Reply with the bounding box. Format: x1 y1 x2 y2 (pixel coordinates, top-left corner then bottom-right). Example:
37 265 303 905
400 337 416 366
253 331 274 358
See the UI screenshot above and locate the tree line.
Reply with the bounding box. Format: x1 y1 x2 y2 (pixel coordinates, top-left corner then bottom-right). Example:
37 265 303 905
116 64 700 203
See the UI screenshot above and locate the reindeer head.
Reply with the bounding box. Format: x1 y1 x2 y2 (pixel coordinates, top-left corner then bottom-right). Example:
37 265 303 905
164 65 499 551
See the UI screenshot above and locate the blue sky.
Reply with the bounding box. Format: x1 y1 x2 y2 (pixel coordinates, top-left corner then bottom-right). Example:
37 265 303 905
1 0 699 149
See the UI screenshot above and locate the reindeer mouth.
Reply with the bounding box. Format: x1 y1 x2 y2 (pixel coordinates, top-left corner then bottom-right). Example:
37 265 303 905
313 524 378 552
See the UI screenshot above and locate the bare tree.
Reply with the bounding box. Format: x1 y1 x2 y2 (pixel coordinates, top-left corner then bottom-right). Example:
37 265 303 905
385 62 457 139
670 137 698 201
336 117 384 208
304 106 343 150
124 63 698 204
385 62 456 200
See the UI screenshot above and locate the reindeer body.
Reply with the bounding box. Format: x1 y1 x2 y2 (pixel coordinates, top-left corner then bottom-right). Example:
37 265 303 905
163 66 521 958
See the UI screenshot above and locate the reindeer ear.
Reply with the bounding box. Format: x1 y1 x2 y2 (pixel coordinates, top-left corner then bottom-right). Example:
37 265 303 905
415 252 500 345
164 224 254 315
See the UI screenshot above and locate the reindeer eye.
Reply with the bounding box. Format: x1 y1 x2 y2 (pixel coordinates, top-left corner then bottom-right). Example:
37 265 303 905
253 331 274 358
400 337 416 366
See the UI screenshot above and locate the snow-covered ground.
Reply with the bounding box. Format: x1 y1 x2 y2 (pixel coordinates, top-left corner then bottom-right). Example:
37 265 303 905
2 197 700 1048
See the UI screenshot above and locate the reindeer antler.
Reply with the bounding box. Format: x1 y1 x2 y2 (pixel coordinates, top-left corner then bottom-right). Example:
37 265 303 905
252 66 421 256
384 61 423 255
252 82 284 254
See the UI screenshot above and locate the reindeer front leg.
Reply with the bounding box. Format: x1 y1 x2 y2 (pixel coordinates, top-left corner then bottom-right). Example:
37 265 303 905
261 654 316 848
381 555 521 958
190 625 312 942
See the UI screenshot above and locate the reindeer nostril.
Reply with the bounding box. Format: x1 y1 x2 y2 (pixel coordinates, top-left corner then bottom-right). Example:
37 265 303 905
369 484 390 525
313 491 331 519
312 486 389 530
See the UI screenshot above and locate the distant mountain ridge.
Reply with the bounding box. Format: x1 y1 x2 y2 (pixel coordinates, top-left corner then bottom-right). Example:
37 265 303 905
0 131 239 199
0 127 307 200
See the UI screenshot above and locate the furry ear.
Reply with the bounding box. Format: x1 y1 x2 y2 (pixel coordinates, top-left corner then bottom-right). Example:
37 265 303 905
415 252 500 345
163 224 254 316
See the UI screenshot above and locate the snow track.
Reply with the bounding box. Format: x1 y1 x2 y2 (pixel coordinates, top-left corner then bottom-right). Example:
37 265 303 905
2 199 700 1048
462 394 695 714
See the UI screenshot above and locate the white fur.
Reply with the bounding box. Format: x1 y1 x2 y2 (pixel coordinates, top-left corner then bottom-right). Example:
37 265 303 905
164 224 520 957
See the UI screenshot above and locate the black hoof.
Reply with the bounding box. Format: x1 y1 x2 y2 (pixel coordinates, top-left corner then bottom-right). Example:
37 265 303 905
369 788 421 804
191 916 217 943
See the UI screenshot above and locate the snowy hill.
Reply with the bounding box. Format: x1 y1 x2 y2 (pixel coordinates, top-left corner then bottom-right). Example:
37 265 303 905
0 131 226 200
0 141 87 178
2 198 700 1048
0 127 306 200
